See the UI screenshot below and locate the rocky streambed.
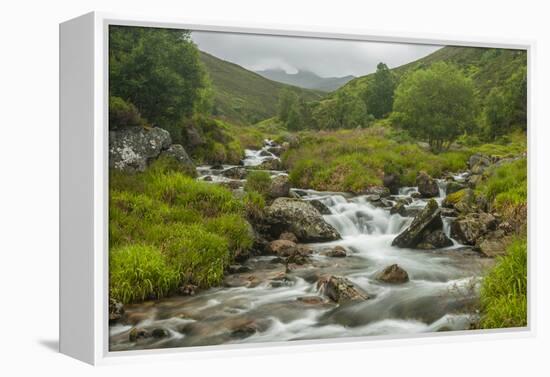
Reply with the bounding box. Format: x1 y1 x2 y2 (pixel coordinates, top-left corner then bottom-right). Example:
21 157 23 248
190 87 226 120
109 140 508 351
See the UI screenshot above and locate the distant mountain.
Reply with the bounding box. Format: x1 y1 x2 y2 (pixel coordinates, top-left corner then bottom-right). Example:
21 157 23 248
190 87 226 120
199 52 325 125
255 69 355 92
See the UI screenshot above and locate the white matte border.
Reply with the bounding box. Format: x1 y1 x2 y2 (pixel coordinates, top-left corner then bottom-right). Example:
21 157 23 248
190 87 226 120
85 11 535 365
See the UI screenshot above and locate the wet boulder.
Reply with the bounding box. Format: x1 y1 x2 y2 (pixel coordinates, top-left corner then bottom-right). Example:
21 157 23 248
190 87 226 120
151 328 169 338
390 202 408 217
221 166 247 179
279 231 298 243
376 264 409 284
317 275 369 303
159 144 196 176
129 328 151 342
416 172 440 198
264 198 341 242
307 199 332 215
109 298 126 324
446 181 466 195
392 199 444 248
417 229 453 249
321 245 347 258
451 212 498 245
267 239 298 257
269 175 291 199
109 126 172 172
361 186 390 197
443 188 487 215
469 153 492 174
257 158 283 170
383 173 401 195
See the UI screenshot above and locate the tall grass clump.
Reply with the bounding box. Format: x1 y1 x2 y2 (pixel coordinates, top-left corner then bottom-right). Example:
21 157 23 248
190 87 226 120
109 244 180 303
479 237 527 328
244 170 272 197
478 158 527 209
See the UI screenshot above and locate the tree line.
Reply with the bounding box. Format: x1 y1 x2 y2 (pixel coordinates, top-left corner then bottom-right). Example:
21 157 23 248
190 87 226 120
278 59 527 151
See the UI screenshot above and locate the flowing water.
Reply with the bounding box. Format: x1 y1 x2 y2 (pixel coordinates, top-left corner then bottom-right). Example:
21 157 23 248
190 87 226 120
109 141 491 351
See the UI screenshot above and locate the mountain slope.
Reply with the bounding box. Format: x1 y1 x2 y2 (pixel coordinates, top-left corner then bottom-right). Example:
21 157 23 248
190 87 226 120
255 69 354 92
199 51 325 125
338 46 527 102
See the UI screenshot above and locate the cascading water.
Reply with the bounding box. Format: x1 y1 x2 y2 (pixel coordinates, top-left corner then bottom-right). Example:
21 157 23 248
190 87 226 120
109 142 489 351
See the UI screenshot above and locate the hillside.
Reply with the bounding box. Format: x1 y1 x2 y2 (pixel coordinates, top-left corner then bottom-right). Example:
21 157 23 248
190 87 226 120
199 51 325 125
338 46 527 102
255 69 354 92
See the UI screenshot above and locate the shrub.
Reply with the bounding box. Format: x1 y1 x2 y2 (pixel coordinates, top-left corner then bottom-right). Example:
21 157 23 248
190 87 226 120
478 158 527 210
480 237 527 328
243 190 266 221
109 96 145 129
109 244 180 303
244 170 272 197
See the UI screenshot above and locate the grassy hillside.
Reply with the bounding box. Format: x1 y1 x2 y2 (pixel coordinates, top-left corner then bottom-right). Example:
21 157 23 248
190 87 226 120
338 46 527 102
200 51 325 125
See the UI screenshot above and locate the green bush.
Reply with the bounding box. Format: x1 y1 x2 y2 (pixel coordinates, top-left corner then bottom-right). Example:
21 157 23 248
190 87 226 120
205 214 253 259
478 158 527 210
109 96 145 129
244 170 272 197
243 190 266 221
480 237 527 328
110 244 180 303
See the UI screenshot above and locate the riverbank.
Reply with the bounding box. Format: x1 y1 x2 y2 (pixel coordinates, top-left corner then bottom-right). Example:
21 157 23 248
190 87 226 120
108 134 526 350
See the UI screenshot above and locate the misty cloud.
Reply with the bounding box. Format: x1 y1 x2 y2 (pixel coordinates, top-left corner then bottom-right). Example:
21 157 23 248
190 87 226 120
191 31 442 78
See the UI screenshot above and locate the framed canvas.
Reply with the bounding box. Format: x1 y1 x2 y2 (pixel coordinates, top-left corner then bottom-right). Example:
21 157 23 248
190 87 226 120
59 11 534 365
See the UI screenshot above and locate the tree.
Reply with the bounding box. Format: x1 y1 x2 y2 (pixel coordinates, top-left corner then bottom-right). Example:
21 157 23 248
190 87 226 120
278 88 298 123
484 88 512 139
109 26 209 140
392 62 476 151
364 62 396 118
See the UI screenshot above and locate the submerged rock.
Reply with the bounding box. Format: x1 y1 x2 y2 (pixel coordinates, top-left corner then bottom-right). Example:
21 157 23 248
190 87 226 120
221 166 247 179
390 202 408 217
392 199 446 248
376 264 409 284
109 127 171 172
264 198 341 242
317 275 369 303
129 328 150 342
151 328 169 338
416 172 440 198
267 239 298 257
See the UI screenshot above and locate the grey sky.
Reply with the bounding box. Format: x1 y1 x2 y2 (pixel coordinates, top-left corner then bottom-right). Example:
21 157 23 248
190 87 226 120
191 31 442 78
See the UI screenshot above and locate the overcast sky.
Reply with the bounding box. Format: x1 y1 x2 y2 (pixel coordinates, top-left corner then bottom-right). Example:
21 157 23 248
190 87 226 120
191 31 442 78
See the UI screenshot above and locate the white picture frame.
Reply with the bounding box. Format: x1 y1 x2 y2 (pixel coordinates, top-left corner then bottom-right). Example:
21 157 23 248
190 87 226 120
59 11 535 365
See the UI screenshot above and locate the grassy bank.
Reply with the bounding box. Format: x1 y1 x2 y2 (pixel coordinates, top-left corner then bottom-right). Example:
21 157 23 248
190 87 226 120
109 158 254 303
477 156 528 328
281 127 526 193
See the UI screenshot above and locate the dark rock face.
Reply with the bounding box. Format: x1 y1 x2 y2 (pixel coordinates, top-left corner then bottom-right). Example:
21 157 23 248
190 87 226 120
321 245 347 258
383 173 401 195
109 298 126 324
269 175 291 199
416 172 440 198
317 275 369 303
376 264 409 284
109 127 171 172
392 199 443 248
151 328 169 338
263 198 341 242
307 199 332 215
390 202 408 217
221 166 247 179
279 231 298 243
129 328 150 342
450 212 498 245
446 181 466 195
417 229 453 249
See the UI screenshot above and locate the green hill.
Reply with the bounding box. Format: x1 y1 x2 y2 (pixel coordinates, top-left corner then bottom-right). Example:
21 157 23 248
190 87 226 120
338 46 527 103
199 51 325 125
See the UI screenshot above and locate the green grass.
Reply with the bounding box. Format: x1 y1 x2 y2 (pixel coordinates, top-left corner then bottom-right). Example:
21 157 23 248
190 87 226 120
109 244 180 303
109 159 254 303
244 170 272 197
283 127 471 192
480 237 527 329
478 158 527 210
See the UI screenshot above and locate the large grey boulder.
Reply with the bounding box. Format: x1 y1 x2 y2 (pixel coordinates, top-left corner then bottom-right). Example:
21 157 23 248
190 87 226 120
450 212 498 245
264 198 341 242
392 199 451 248
109 127 171 172
416 172 440 198
269 175 291 199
